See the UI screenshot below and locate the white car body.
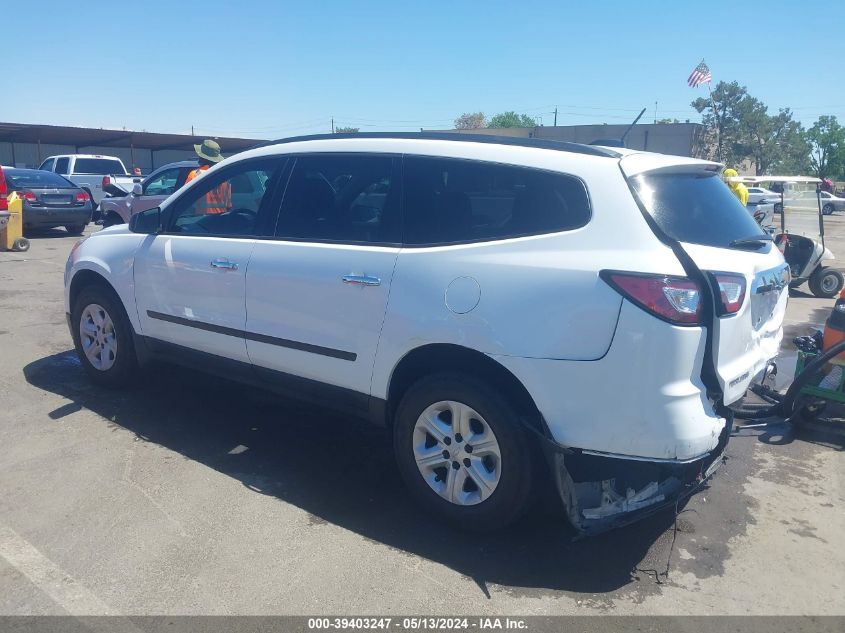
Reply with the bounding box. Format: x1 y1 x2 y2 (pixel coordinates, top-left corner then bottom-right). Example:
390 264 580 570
747 186 780 205
39 154 139 205
64 134 789 533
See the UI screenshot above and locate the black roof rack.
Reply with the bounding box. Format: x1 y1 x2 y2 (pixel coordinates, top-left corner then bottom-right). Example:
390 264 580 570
251 132 621 158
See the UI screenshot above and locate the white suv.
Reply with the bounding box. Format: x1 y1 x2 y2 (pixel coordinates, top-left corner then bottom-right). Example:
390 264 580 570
64 134 789 534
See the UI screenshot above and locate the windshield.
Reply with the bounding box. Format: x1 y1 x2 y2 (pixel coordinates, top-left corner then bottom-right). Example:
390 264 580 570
73 158 126 175
631 172 766 248
4 169 76 189
783 187 822 238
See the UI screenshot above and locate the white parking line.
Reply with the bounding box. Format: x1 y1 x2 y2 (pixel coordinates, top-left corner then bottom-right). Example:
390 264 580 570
0 524 115 615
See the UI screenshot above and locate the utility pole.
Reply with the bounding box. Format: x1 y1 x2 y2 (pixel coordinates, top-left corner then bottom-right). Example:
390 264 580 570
653 101 657 124
331 118 335 134
553 107 558 127
191 125 194 136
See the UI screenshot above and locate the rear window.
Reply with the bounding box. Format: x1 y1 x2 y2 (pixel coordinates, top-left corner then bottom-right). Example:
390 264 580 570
73 158 126 175
631 172 766 248
403 156 591 245
5 169 76 189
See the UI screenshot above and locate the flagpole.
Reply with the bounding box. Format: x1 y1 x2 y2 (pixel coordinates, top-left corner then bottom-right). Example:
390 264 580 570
703 60 722 163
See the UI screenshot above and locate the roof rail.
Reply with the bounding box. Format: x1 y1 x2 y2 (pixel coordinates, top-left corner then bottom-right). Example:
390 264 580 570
249 132 621 158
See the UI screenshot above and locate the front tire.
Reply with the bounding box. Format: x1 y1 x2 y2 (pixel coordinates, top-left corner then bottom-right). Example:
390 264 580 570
823 204 834 216
71 285 137 387
393 373 533 531
12 237 29 252
809 266 844 298
774 203 783 214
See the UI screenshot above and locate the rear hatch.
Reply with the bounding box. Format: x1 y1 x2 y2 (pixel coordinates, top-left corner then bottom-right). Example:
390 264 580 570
621 155 789 405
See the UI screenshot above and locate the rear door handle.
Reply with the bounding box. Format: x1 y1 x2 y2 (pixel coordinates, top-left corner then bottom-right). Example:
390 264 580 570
210 258 238 270
342 274 381 286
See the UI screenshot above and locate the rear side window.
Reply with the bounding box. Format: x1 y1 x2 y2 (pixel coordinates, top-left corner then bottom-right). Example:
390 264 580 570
403 157 590 245
631 172 765 248
73 158 126 175
54 157 69 174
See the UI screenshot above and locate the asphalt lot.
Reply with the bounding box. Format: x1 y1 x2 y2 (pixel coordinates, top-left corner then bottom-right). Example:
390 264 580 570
0 221 843 616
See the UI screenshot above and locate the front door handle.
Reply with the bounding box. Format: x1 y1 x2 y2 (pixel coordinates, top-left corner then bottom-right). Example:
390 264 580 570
342 274 381 287
210 258 238 270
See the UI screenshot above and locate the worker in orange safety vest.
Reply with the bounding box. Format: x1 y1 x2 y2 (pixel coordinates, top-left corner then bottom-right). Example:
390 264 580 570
185 139 231 214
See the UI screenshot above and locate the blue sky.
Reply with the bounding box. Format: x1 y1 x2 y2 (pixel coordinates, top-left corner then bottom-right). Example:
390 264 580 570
6 0 842 139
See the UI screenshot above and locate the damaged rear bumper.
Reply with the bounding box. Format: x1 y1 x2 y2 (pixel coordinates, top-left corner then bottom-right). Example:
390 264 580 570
540 412 732 535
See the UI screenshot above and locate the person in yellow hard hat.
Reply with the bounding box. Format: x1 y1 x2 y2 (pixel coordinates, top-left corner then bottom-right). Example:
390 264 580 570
723 168 749 206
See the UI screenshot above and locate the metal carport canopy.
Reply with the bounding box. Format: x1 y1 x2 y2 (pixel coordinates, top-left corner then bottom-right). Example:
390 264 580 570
0 121 265 154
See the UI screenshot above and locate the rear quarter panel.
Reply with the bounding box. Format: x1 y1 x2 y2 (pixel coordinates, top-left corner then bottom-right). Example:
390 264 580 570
370 153 686 399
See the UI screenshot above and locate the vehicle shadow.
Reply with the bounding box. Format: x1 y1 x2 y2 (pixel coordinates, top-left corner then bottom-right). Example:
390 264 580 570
23 227 86 239
24 350 682 595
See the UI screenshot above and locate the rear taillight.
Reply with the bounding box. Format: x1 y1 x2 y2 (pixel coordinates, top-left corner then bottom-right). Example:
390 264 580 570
75 191 91 203
711 272 746 316
19 190 37 202
0 165 7 210
601 271 702 325
102 175 111 189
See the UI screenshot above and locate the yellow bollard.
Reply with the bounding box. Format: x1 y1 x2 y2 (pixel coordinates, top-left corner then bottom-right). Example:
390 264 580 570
1 192 29 252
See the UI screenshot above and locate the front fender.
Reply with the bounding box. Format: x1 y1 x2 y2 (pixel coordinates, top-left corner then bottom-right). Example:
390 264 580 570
65 232 147 334
822 247 836 262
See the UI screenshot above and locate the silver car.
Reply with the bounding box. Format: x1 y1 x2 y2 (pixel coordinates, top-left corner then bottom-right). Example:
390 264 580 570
820 191 845 215
98 160 197 227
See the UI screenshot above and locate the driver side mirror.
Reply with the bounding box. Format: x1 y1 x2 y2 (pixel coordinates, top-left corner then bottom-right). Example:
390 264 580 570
132 183 143 196
129 206 161 234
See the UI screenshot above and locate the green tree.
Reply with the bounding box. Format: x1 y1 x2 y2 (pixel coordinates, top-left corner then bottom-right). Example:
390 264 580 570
692 81 753 166
334 126 359 133
742 105 809 176
692 81 810 175
806 116 845 179
454 112 486 129
488 111 537 128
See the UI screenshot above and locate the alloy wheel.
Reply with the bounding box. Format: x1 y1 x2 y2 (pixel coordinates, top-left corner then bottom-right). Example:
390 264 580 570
412 400 502 506
79 303 118 371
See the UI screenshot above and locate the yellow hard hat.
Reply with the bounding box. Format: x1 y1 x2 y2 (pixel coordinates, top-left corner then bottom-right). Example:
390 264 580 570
723 168 739 177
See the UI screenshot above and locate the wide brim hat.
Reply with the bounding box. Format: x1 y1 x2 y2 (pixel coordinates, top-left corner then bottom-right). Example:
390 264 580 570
194 139 224 163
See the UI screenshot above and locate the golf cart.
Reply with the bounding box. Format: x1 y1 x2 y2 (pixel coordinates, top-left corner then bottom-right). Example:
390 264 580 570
735 176 843 298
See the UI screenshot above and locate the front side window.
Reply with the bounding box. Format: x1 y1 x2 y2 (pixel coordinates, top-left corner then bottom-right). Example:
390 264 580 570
275 154 399 244
143 168 181 196
54 157 69 175
402 156 591 245
167 159 281 237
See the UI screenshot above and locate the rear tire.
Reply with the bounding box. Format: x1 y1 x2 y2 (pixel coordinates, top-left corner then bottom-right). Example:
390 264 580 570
71 285 137 387
774 203 783 214
393 372 534 531
809 267 844 298
12 237 29 252
66 224 86 235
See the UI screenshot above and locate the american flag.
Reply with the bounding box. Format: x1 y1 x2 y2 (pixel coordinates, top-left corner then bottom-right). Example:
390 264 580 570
687 61 712 88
